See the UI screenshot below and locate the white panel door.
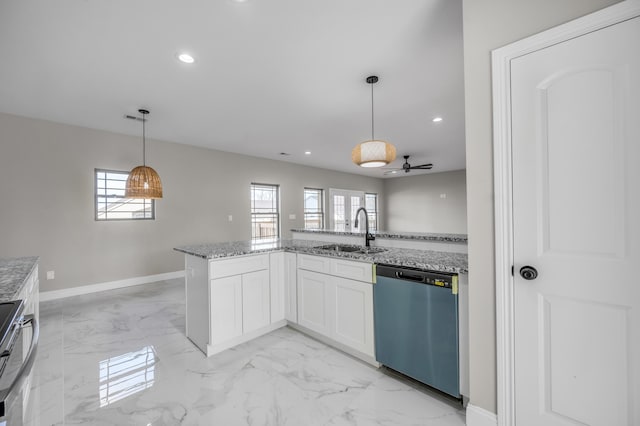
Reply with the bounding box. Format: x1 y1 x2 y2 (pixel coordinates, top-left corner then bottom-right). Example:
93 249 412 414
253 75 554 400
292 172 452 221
332 277 374 357
511 16 639 426
297 269 333 336
242 270 271 333
210 276 243 345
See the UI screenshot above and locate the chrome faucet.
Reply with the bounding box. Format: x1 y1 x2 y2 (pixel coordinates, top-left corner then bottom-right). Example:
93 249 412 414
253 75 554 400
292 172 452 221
354 207 375 247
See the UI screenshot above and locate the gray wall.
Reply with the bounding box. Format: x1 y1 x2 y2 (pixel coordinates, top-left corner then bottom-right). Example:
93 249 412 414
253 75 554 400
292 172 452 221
462 0 622 414
383 170 467 234
0 112 384 293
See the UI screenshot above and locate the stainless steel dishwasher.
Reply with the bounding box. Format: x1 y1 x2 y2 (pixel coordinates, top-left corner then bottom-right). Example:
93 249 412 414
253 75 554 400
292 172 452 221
374 264 460 399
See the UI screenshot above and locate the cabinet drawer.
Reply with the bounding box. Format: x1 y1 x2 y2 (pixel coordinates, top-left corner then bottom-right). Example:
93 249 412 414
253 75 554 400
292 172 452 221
331 259 373 283
210 254 269 279
297 254 331 274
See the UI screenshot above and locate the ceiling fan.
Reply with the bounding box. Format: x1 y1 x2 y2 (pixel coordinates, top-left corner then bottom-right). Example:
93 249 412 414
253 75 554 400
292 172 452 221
383 155 433 175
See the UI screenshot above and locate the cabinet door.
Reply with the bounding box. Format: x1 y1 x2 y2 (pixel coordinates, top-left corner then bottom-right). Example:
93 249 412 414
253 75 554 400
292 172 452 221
242 270 271 333
332 277 374 357
297 269 332 336
269 252 286 323
284 252 297 323
210 275 243 345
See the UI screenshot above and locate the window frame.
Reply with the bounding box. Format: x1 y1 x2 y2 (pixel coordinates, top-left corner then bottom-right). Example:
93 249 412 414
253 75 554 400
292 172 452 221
303 187 324 230
95 168 155 221
250 182 280 241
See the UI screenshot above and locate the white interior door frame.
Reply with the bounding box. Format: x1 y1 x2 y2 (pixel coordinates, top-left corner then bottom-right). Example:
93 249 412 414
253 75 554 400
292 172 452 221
491 2 640 425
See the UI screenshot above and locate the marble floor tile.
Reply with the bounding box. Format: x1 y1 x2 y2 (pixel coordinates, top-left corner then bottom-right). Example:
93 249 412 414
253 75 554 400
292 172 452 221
25 279 465 426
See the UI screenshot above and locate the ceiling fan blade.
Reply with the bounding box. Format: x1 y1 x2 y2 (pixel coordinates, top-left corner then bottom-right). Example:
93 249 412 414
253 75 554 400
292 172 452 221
409 163 433 169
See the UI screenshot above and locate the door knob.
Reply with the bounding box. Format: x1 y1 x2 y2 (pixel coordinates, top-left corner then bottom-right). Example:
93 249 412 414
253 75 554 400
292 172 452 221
519 266 538 280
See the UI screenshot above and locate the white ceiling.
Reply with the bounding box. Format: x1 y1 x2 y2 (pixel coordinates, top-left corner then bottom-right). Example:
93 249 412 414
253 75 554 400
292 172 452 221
0 0 465 178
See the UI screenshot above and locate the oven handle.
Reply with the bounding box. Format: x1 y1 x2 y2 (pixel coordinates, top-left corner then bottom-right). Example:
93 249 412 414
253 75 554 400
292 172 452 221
0 314 39 417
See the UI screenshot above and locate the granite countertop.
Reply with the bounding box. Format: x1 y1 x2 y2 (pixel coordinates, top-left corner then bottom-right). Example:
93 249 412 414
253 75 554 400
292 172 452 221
290 228 468 243
0 256 39 302
175 239 468 274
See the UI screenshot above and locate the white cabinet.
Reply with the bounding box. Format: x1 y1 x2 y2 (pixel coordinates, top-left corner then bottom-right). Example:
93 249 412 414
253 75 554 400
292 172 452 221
210 275 243 345
241 270 270 333
296 255 375 359
297 254 332 274
284 252 297 323
210 254 269 279
186 253 282 357
297 269 332 335
332 276 374 356
331 259 373 283
269 252 286 323
184 250 375 360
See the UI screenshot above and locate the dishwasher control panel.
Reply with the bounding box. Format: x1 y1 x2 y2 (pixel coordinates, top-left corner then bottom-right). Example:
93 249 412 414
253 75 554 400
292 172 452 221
376 264 459 294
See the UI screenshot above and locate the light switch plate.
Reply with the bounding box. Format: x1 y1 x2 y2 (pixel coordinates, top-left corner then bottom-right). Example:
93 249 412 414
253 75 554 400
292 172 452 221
46 270 55 280
289 214 296 220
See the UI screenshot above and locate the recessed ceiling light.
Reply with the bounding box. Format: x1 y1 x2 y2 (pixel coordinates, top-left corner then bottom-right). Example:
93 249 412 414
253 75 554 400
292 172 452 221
177 53 195 64
391 170 397 174
432 117 443 123
304 151 311 155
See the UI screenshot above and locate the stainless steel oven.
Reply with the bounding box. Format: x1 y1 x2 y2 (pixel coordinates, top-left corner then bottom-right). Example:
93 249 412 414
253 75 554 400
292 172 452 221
0 300 39 425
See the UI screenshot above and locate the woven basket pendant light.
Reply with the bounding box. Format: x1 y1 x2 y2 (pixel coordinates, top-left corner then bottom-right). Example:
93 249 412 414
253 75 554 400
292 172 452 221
351 76 396 167
125 109 163 199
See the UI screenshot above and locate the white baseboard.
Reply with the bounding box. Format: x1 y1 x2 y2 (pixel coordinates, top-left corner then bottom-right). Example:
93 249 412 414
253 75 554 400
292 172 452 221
466 404 498 426
39 270 185 302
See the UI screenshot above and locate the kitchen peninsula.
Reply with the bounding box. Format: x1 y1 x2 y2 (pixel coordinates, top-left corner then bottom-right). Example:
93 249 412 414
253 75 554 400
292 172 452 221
175 233 468 396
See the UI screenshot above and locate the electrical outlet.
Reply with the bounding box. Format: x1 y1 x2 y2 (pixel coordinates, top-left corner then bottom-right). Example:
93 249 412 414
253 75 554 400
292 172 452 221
440 193 447 199
46 270 55 280
228 215 233 222
289 214 296 220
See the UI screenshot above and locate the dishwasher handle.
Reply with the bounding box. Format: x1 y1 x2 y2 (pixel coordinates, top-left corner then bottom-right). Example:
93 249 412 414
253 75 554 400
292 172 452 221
395 271 425 283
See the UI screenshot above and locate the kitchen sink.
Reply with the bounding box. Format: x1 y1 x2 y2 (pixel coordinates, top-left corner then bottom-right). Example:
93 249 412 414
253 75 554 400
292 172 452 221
314 244 387 255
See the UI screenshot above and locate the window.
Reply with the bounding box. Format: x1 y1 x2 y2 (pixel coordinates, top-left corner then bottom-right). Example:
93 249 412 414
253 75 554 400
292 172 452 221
365 193 378 231
250 183 280 241
303 188 324 229
95 169 154 221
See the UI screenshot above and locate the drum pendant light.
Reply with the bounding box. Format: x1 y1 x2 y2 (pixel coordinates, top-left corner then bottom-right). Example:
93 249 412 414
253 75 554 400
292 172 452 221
351 76 396 168
125 109 163 199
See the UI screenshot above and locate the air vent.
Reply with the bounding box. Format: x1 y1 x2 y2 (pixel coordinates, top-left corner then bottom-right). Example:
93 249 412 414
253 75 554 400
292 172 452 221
279 152 291 156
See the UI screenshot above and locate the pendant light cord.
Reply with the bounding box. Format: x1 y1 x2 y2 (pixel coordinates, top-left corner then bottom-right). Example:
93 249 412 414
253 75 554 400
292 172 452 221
138 110 149 167
371 81 375 140
142 113 146 167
